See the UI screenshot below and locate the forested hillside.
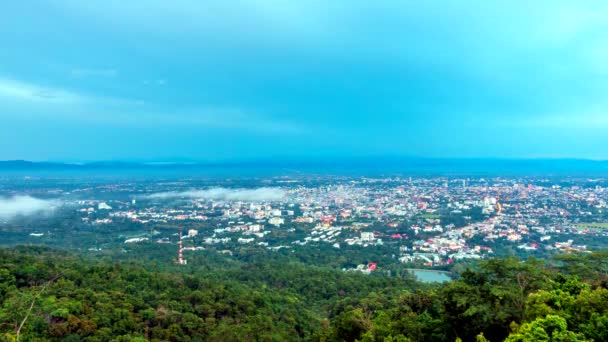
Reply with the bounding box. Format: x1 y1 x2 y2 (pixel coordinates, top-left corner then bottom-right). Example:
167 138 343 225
1 247 608 341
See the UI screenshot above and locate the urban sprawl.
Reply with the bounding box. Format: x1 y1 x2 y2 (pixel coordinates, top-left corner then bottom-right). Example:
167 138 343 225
9 176 608 273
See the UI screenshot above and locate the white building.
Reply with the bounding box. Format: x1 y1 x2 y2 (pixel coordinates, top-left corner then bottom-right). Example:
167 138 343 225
98 202 112 210
361 232 375 242
268 217 285 226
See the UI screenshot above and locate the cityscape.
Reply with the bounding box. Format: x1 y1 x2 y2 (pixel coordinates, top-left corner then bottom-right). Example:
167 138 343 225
3 174 607 278
3 0 608 340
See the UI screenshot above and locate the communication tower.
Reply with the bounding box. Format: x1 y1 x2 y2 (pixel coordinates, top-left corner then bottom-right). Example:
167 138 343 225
178 230 187 265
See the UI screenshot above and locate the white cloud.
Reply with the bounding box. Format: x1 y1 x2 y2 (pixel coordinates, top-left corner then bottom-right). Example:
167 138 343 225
52 0 333 43
149 108 301 133
533 2 608 44
0 76 302 134
143 79 167 86
145 187 286 201
0 78 85 104
523 113 608 129
71 68 118 78
0 77 143 108
0 195 61 219
66 106 303 134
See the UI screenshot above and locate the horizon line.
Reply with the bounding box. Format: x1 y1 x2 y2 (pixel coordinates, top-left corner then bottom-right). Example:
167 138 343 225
2 157 608 164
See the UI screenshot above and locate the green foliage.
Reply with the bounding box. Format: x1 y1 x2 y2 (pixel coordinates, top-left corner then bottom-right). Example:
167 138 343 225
2 248 608 341
505 315 588 342
475 334 490 342
333 308 372 341
0 247 415 341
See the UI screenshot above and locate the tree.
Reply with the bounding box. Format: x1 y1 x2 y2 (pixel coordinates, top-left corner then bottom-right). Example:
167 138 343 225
333 308 372 341
505 315 588 342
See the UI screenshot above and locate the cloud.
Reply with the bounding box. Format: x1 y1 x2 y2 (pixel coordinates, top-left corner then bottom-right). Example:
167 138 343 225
145 187 286 201
0 77 145 108
52 106 303 135
4 0 608 159
141 108 302 134
0 78 85 104
143 79 167 86
0 75 302 134
71 68 118 78
51 0 333 43
0 195 61 219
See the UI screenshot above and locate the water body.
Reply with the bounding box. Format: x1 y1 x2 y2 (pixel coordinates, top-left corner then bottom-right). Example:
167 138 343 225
408 269 452 283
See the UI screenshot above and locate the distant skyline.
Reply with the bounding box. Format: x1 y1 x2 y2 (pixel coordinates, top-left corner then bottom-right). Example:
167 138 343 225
2 1 608 161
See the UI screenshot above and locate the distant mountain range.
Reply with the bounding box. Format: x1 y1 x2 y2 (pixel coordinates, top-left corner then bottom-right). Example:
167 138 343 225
1 158 607 176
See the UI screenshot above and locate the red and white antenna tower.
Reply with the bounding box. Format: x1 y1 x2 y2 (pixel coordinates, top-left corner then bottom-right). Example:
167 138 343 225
178 230 187 265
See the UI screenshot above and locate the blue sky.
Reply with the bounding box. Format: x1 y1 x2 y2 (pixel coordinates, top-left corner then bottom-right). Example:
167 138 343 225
1 0 608 161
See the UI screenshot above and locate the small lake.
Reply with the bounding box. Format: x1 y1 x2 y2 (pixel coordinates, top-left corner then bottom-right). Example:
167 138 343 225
408 269 452 283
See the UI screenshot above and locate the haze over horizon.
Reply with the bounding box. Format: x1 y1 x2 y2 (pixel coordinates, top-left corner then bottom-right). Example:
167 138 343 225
2 1 608 161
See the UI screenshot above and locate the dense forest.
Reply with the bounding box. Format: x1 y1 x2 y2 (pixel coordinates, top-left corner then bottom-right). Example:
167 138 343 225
2 247 608 341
